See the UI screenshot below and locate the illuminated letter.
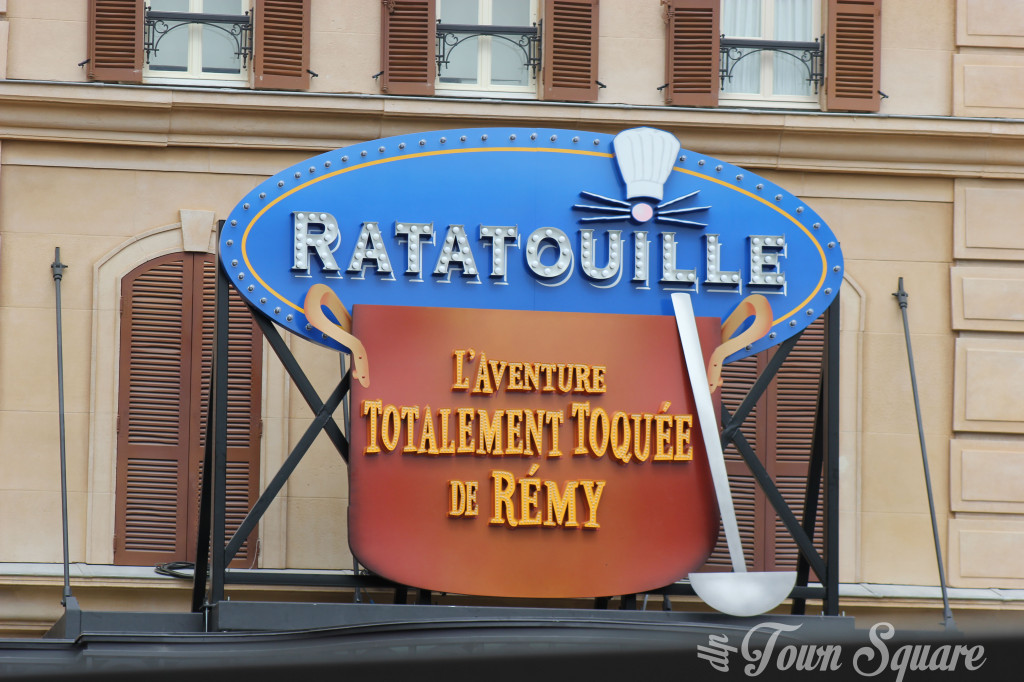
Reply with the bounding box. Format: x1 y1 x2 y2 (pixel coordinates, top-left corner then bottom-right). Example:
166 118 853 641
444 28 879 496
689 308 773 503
433 224 479 278
704 234 741 290
346 222 394 276
632 230 650 284
438 408 456 455
580 480 606 529
361 399 383 454
394 222 434 277
571 402 590 455
479 225 519 279
579 228 623 282
477 409 505 455
544 480 578 527
418 405 438 455
748 234 787 289
525 227 572 280
519 467 541 526
490 470 518 527
457 407 476 454
381 404 400 451
452 349 472 391
448 481 466 517
660 232 696 285
400 406 420 452
544 410 565 457
674 414 693 461
292 212 341 274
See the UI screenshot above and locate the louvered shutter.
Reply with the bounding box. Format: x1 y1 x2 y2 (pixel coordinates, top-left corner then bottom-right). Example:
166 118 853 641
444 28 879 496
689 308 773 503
87 0 143 83
701 318 825 575
542 0 599 102
826 0 881 112
380 0 436 96
253 0 311 90
664 0 719 107
187 257 262 567
116 254 262 567
115 254 194 565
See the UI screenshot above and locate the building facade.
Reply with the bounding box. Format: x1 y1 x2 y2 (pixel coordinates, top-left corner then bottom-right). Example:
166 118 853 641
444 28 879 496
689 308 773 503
2 0 1024 636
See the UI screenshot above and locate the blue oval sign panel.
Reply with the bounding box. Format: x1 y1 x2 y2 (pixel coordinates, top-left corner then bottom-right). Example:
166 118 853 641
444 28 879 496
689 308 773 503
221 127 842 363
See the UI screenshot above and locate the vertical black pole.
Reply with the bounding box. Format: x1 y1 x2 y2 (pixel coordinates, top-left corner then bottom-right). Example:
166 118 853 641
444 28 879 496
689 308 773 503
894 278 955 630
790 373 826 615
823 294 841 616
50 248 74 606
210 255 231 605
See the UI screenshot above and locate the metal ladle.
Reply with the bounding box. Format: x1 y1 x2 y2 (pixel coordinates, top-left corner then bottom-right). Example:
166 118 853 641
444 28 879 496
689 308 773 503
671 293 796 617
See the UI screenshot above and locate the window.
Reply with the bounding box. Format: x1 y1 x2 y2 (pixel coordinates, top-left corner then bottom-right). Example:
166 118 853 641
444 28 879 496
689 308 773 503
86 0 310 90
380 0 599 102
719 0 821 108
144 0 251 86
436 0 539 97
114 253 262 567
664 0 880 112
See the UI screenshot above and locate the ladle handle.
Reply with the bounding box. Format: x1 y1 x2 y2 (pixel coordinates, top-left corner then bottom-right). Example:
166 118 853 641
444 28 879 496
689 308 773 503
671 293 747 574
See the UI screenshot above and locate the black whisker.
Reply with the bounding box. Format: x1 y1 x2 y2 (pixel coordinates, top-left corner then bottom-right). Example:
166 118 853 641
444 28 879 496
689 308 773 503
658 205 712 216
579 191 631 208
656 217 707 228
657 190 700 209
580 215 634 223
573 203 632 214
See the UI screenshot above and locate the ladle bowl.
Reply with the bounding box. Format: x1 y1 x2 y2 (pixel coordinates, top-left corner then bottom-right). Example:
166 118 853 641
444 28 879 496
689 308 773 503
688 570 798 618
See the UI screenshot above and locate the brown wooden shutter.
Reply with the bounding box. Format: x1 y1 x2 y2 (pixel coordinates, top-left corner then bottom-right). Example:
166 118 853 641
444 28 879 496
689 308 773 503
115 254 194 566
542 0 599 102
380 0 436 96
701 318 826 575
87 0 143 83
664 0 719 107
825 0 881 112
116 254 262 567
253 0 311 90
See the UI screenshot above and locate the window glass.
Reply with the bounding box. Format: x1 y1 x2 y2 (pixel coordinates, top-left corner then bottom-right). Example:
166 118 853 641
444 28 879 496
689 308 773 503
773 0 813 96
491 39 529 86
722 0 762 95
441 0 479 24
492 0 530 26
149 0 190 72
441 36 480 84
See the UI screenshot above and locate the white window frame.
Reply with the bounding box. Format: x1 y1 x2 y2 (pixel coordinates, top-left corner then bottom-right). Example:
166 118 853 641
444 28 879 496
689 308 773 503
719 0 821 110
143 0 251 88
435 0 539 99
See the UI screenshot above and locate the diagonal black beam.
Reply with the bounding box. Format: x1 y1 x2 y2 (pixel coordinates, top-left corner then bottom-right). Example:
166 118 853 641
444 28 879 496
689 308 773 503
252 309 349 462
721 331 802 442
224 374 349 562
721 405 828 581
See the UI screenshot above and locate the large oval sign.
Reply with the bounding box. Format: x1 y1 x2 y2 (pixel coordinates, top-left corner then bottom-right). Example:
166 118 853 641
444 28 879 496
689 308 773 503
221 127 842 363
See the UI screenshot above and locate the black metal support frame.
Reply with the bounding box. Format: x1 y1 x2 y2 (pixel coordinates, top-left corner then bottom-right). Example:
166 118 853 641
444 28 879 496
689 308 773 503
193 240 841 616
720 35 825 93
711 295 840 615
436 22 542 78
144 9 254 69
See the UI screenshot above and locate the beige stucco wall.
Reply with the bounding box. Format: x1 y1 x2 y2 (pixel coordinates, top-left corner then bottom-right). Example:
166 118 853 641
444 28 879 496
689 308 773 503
4 0 1024 633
